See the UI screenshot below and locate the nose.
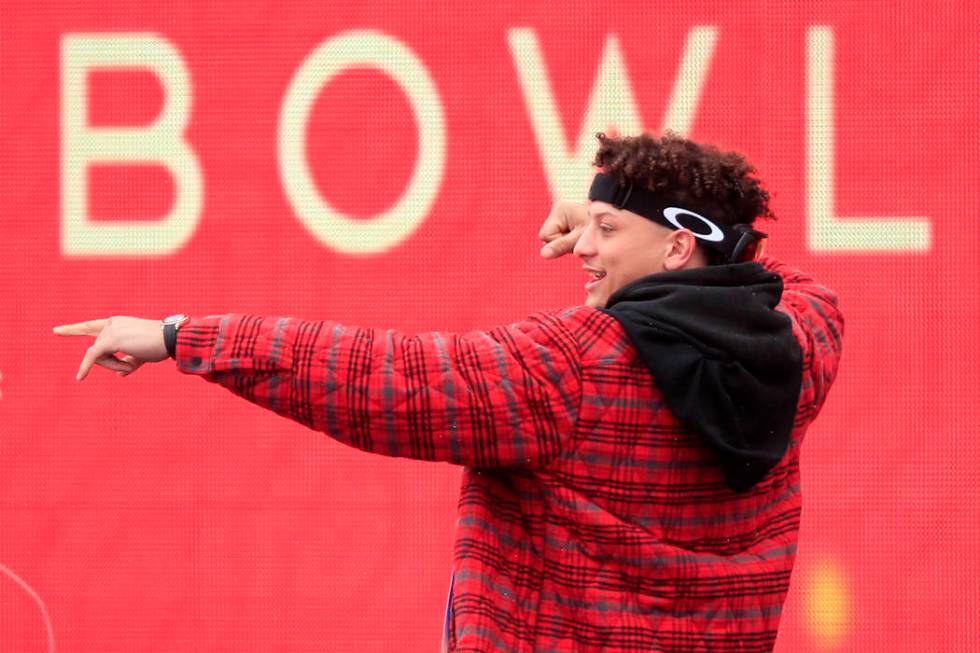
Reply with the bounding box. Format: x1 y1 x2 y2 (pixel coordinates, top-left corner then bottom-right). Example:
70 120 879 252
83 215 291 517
574 222 597 258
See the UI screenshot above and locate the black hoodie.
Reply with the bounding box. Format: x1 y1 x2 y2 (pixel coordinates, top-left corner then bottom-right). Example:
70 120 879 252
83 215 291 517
599 262 803 492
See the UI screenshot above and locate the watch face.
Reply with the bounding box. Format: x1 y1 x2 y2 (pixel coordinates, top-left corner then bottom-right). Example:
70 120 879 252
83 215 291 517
163 313 189 325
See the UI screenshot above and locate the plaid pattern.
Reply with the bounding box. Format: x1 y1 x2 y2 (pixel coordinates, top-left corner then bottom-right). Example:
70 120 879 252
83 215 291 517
175 257 842 652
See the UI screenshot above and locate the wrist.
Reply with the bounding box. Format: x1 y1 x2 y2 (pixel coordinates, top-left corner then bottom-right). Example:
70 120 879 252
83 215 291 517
161 314 190 359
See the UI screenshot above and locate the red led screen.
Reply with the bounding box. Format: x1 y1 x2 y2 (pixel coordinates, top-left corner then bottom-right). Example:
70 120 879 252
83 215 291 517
1 1 977 651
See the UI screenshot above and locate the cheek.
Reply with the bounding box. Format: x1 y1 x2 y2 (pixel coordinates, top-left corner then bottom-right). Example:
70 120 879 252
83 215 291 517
598 229 662 284
608 243 654 283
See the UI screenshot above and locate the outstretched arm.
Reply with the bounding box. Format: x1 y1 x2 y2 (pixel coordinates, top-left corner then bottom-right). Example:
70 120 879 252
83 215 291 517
54 309 586 469
52 201 594 466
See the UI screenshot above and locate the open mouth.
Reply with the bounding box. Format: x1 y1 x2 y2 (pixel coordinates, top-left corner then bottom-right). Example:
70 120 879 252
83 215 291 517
584 268 607 290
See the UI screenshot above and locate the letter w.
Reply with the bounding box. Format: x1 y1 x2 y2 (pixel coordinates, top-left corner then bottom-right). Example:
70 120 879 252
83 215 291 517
508 27 717 201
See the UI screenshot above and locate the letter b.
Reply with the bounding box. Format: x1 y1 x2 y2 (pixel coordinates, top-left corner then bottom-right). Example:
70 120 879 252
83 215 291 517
60 34 202 256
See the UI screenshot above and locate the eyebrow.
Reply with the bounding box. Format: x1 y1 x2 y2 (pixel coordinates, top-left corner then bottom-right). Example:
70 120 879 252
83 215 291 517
589 209 618 220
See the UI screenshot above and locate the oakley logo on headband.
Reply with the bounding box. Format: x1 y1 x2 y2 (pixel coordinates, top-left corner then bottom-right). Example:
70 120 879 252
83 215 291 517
662 207 725 242
587 172 767 263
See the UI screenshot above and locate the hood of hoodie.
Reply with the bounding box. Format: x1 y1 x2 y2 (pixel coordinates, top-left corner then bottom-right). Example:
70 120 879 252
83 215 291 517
598 262 803 492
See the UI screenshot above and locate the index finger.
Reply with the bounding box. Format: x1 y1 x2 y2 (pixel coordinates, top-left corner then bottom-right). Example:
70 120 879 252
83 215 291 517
539 226 584 259
52 319 109 337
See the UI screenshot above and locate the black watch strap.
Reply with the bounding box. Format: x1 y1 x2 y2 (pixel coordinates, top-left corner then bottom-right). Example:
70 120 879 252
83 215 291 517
164 322 178 359
162 314 189 360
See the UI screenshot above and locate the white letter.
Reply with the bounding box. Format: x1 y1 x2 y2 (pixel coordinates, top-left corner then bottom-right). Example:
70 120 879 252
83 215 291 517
60 34 202 256
807 26 931 251
278 30 446 254
508 27 717 201
661 27 717 136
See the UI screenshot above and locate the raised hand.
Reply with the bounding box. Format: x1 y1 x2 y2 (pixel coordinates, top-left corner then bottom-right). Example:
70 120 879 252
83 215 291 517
538 201 588 259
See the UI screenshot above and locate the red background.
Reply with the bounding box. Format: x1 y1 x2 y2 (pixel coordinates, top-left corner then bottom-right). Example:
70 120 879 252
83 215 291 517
1 1 978 651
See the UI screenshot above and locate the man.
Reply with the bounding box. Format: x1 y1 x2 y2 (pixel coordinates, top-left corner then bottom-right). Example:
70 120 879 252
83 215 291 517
54 132 843 652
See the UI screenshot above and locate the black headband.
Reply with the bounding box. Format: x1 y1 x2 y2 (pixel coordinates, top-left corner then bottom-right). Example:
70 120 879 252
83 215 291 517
588 173 765 263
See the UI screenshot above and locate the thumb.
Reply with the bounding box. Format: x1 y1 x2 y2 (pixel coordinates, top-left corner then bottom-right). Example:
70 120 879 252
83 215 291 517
540 227 583 259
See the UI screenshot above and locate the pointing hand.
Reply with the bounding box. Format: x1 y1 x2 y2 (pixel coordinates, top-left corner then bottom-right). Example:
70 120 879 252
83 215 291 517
52 316 169 381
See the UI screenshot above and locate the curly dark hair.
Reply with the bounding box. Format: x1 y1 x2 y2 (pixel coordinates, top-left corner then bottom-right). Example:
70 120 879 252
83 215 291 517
592 132 773 263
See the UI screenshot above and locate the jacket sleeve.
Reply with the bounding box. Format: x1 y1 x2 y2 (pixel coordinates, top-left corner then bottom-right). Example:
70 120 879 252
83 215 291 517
173 310 585 468
759 256 844 420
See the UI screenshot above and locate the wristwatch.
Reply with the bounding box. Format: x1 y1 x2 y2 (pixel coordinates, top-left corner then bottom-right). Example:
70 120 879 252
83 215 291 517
162 313 190 359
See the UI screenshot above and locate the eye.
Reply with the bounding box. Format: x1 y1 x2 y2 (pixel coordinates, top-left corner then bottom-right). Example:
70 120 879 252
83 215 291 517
599 224 613 233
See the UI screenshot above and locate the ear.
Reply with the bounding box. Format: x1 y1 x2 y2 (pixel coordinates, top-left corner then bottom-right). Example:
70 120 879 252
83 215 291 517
662 229 701 271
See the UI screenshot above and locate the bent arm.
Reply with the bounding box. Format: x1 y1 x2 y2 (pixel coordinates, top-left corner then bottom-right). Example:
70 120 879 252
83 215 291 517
173 311 586 468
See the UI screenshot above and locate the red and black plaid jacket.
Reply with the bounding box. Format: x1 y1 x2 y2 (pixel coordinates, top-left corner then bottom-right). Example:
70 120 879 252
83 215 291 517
175 257 842 652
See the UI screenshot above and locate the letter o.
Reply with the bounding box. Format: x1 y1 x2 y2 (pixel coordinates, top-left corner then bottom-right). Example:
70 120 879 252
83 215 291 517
662 207 724 242
278 30 446 254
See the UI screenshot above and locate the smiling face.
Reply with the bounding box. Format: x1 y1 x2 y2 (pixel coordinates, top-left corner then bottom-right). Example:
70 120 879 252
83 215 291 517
574 200 708 308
